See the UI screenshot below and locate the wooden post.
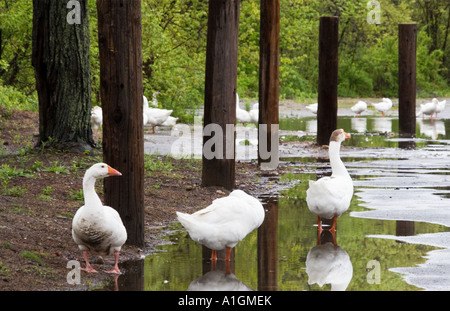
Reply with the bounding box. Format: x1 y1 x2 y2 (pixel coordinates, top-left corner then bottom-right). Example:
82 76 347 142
202 0 239 190
258 0 280 170
97 0 145 247
317 16 339 146
257 198 278 291
398 23 417 138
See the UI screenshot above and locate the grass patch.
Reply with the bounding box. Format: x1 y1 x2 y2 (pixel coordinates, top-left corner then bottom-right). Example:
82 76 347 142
20 251 45 265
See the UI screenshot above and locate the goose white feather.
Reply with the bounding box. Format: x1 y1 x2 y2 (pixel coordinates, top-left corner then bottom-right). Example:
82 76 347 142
436 99 446 117
306 129 353 233
306 243 353 291
249 103 259 123
417 98 438 120
188 270 253 291
72 163 127 274
144 93 173 133
91 106 102 130
371 98 392 117
176 190 265 261
350 100 367 117
236 93 252 124
306 103 318 114
161 116 178 127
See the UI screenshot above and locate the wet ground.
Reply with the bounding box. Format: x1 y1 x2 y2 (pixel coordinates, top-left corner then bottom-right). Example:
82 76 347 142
109 99 450 291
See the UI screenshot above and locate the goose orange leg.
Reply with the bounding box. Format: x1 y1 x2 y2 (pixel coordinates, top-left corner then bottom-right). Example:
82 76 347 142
80 251 98 273
211 249 217 261
104 251 122 274
316 216 323 245
225 247 232 262
317 216 323 234
329 216 338 233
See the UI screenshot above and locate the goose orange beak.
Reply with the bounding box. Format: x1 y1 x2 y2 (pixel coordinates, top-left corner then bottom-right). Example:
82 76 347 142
343 130 351 139
108 166 122 176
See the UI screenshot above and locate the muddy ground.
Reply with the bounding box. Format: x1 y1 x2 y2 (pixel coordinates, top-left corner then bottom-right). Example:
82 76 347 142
0 109 299 291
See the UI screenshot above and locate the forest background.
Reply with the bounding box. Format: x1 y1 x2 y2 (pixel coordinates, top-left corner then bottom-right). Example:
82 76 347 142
1 0 450 123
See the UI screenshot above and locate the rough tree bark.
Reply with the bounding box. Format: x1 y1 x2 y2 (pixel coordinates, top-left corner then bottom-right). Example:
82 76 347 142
32 0 94 151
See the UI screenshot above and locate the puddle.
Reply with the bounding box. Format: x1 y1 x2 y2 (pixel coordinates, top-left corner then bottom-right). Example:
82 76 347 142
110 112 450 291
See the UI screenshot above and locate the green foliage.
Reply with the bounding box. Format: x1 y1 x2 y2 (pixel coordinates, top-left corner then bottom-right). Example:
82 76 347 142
144 154 174 172
20 251 45 265
1 0 450 118
0 0 34 94
0 84 38 113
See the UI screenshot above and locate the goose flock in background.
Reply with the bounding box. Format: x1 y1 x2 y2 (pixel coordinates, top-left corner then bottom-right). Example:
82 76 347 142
417 98 447 120
303 96 447 121
90 91 177 136
236 93 259 124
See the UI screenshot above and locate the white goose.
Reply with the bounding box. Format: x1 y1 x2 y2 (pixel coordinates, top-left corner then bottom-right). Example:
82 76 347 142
161 116 178 127
176 190 265 261
417 98 438 120
372 98 392 117
306 103 318 114
306 129 353 234
91 106 103 130
249 102 259 123
236 93 252 125
142 96 149 126
435 99 446 118
72 163 127 274
144 93 173 133
350 100 367 117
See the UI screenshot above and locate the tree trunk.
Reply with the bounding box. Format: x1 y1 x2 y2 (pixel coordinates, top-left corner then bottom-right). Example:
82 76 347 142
97 0 145 247
32 0 94 151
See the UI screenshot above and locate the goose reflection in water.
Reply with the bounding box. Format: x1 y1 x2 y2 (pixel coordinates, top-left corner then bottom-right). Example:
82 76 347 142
351 117 367 133
419 119 446 140
372 117 392 133
306 231 353 291
187 269 253 291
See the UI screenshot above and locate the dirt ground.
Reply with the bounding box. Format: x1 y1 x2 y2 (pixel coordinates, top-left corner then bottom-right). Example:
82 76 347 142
0 109 290 291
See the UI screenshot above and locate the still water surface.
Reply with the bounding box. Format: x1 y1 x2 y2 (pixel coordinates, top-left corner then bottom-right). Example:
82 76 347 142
110 115 450 291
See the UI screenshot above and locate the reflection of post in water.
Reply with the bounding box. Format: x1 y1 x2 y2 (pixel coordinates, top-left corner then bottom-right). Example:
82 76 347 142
257 197 278 291
396 220 415 239
398 139 416 150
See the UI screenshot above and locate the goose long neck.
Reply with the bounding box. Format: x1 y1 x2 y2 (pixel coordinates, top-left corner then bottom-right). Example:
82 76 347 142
329 141 350 178
83 174 103 208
